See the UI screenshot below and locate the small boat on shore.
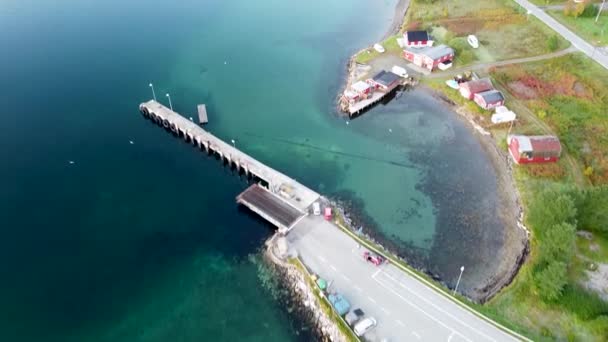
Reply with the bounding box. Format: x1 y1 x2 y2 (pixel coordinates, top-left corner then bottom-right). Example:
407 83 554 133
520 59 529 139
467 35 479 49
373 43 385 53
445 79 459 89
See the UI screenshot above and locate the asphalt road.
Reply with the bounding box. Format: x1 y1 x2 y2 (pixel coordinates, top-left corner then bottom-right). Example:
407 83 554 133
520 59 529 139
238 185 302 227
288 216 518 342
512 0 608 69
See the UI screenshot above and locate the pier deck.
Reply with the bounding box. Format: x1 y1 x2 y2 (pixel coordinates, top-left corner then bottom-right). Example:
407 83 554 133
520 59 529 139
197 104 208 124
347 83 401 116
237 184 304 231
139 100 319 223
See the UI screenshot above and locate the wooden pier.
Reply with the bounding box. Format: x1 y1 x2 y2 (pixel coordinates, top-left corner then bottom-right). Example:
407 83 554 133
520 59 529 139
342 77 417 117
139 100 319 232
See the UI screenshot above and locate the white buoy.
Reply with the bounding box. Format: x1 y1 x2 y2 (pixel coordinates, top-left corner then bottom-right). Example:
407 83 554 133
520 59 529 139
129 140 134 145
68 160 75 165
189 117 193 121
224 61 227 65
389 128 392 133
346 121 350 125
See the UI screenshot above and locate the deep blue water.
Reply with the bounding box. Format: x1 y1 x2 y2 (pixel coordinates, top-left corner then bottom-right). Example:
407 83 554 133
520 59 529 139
0 0 505 340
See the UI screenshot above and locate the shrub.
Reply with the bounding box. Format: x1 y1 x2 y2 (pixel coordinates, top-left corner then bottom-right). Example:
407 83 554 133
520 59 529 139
547 35 559 52
527 186 577 233
541 222 576 263
576 186 608 236
459 50 475 65
581 3 599 18
537 109 548 119
534 261 568 301
560 285 608 320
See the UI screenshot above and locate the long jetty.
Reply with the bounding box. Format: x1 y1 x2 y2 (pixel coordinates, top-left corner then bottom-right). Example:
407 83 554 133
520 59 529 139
139 100 319 233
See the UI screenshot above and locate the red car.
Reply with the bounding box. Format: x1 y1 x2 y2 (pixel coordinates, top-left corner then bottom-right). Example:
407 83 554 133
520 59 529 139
363 251 384 266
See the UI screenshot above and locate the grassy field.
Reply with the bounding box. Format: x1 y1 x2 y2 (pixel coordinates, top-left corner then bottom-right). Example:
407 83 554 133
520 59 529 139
485 177 608 341
490 53 608 184
472 53 608 341
355 35 401 64
549 10 608 46
353 0 569 66
404 0 569 63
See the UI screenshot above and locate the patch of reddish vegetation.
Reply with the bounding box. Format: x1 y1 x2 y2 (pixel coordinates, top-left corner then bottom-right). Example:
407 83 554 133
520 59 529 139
507 81 538 100
507 73 592 100
553 75 593 99
407 21 422 31
507 75 552 99
438 18 485 35
524 162 566 180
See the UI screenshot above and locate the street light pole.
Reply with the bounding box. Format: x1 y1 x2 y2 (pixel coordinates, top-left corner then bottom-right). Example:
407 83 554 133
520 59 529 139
597 0 606 23
231 139 236 148
149 83 156 101
166 93 173 111
453 266 465 296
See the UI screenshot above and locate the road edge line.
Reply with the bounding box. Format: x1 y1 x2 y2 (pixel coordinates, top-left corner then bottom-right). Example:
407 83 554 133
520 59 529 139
334 221 531 342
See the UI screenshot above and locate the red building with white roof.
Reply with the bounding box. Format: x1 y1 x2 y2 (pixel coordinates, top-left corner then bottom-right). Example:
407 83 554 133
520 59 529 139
508 135 562 164
403 45 454 71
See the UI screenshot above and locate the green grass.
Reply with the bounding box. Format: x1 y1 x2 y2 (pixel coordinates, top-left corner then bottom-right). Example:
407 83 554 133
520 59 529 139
558 285 608 321
549 10 608 46
405 0 569 62
354 35 401 64
422 78 488 115
577 233 608 263
491 53 608 184
288 258 360 342
482 178 606 341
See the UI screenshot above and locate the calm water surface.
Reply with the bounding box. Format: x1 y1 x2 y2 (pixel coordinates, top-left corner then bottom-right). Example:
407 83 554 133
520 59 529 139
0 0 504 340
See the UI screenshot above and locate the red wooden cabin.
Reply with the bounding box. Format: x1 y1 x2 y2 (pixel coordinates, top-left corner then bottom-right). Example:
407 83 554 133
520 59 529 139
508 135 562 164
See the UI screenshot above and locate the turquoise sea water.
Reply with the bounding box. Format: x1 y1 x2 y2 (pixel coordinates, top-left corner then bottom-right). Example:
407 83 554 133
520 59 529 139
0 0 505 340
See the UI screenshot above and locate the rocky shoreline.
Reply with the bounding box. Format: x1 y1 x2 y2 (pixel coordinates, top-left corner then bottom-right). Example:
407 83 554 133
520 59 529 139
334 0 529 303
423 85 530 302
264 236 347 342
337 0 411 107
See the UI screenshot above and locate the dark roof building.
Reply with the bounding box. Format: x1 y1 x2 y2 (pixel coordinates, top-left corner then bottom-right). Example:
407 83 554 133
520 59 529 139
474 89 505 110
406 30 429 42
459 78 494 100
371 70 401 88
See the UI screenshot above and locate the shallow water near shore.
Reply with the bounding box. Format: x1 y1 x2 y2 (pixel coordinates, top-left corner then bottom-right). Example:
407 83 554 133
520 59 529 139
0 0 507 340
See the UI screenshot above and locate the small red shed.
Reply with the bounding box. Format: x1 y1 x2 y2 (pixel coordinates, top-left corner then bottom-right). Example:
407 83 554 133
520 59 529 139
474 90 505 110
508 135 562 164
459 79 494 100
403 31 433 48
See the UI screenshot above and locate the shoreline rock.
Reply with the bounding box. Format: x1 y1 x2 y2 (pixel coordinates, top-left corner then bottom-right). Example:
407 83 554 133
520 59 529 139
333 0 529 303
264 235 347 342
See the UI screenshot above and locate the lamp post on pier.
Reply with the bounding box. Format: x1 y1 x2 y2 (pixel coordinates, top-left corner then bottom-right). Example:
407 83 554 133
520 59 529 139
166 93 173 111
453 266 465 296
149 83 156 101
231 139 236 148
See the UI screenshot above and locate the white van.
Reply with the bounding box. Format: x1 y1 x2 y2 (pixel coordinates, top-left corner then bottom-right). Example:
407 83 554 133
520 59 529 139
312 202 321 216
354 317 377 336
